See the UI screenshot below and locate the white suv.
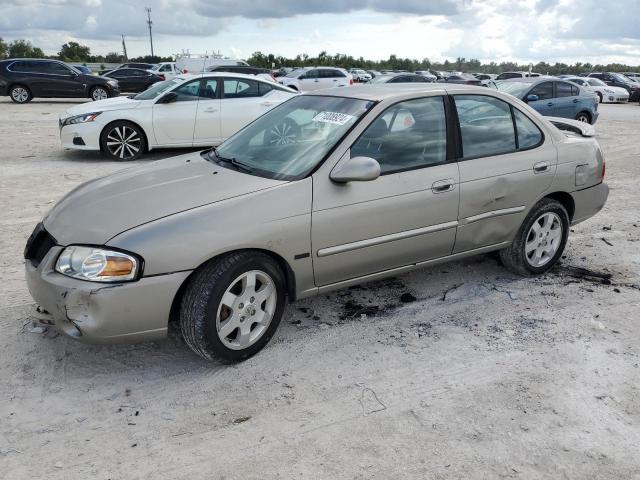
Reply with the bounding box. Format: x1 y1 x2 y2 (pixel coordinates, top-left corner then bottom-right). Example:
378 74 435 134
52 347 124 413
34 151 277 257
349 69 372 82
278 67 353 91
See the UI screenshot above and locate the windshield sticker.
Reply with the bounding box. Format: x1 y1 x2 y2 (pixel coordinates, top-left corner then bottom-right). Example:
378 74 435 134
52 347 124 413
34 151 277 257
312 111 355 125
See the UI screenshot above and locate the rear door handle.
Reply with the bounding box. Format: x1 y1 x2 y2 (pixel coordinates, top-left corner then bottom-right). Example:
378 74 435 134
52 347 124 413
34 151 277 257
432 179 455 193
573 98 579 103
533 161 549 173
203 108 217 113
260 101 276 106
547 102 554 107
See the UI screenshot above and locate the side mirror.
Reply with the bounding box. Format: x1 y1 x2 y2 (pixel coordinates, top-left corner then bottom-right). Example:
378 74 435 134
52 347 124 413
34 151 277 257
157 91 178 104
526 94 539 102
330 156 381 183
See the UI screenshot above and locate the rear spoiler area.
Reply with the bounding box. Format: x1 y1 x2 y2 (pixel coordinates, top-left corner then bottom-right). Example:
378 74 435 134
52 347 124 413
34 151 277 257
546 116 595 137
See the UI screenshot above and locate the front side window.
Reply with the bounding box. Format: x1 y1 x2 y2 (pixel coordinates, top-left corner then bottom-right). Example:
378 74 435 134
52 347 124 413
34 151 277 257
302 69 318 80
351 96 447 174
200 79 218 99
454 95 516 158
48 62 73 75
529 82 554 100
587 78 606 87
223 79 260 98
212 95 373 180
173 79 202 101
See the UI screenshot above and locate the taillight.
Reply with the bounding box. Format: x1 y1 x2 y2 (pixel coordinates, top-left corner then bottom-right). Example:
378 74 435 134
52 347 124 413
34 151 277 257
349 78 353 85
601 158 606 180
183 69 188 73
466 80 476 85
270 74 276 82
158 74 165 81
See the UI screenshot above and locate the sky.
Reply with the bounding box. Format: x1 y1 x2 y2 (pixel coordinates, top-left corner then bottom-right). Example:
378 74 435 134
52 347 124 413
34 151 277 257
1 0 640 65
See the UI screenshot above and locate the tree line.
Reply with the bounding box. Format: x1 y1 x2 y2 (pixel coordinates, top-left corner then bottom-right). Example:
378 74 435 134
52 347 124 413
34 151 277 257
1 39 638 74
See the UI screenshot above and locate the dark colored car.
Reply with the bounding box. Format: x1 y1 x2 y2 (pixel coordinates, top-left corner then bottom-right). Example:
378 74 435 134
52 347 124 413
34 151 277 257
586 72 640 101
72 65 93 75
102 68 164 93
497 78 599 124
370 73 434 84
443 73 482 85
99 63 157 76
0 58 120 103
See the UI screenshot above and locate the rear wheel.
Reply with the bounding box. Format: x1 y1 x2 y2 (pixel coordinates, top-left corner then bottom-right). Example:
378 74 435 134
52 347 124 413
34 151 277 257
575 111 591 123
499 199 569 276
180 251 286 361
9 85 32 103
100 121 146 161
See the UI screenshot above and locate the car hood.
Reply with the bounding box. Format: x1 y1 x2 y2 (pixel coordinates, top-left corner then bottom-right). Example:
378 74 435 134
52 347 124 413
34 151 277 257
62 96 143 118
603 86 629 94
44 152 287 245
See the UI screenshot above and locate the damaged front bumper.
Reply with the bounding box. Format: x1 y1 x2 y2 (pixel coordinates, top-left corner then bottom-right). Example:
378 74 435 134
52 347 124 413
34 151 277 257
25 245 190 344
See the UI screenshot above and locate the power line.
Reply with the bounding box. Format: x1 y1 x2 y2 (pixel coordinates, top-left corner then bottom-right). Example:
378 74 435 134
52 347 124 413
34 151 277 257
145 7 154 57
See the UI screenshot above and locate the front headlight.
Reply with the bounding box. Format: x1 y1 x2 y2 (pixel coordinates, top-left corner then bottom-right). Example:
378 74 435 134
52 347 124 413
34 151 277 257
603 89 614 94
55 246 141 282
61 112 102 127
107 79 118 86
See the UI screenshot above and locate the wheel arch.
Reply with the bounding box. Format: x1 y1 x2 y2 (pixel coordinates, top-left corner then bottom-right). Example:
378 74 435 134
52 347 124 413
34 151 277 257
544 191 575 220
168 248 297 327
99 119 151 153
8 83 33 97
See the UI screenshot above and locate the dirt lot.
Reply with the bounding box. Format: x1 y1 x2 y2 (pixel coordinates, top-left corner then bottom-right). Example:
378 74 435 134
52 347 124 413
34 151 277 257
1 97 639 479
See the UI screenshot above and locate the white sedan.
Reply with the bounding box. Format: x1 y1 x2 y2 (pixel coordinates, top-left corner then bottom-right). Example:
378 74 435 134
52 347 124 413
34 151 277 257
59 73 298 160
566 76 629 103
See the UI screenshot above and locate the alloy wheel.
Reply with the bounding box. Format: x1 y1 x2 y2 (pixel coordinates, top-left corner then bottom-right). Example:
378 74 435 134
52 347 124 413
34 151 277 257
269 122 297 145
215 270 277 350
105 125 142 160
576 114 590 123
524 212 562 268
11 87 29 103
92 88 108 101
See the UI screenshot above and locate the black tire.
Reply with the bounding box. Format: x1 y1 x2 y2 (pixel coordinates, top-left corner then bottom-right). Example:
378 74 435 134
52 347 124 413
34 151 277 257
499 198 570 276
180 251 286 362
9 85 32 103
596 92 603 103
90 86 109 101
100 121 146 161
575 111 591 123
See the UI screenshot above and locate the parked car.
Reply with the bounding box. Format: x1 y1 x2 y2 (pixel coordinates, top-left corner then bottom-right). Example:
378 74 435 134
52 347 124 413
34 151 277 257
151 62 180 80
473 73 496 81
621 72 640 81
585 72 640 101
175 55 247 74
370 73 435 84
206 65 276 82
27 84 608 361
272 67 294 78
72 65 93 75
278 67 352 91
103 68 164 93
414 70 438 81
366 70 381 78
442 73 482 85
565 77 629 103
496 71 542 80
349 69 373 82
0 58 120 103
99 63 157 76
497 78 599 124
58 73 297 160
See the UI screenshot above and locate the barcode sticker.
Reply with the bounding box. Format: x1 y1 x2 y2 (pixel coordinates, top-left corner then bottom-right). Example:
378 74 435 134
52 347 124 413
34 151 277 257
312 111 355 125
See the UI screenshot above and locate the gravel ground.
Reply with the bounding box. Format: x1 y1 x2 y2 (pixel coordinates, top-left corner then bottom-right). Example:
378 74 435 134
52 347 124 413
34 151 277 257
0 98 639 479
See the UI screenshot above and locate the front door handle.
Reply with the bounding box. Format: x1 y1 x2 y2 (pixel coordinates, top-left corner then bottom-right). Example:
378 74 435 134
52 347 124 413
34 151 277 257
432 179 455 193
533 161 549 173
260 101 276 106
547 102 554 107
203 108 217 113
573 98 579 103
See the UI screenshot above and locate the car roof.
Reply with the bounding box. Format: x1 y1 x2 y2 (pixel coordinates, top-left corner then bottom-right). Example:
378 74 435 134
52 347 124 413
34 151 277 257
303 83 502 101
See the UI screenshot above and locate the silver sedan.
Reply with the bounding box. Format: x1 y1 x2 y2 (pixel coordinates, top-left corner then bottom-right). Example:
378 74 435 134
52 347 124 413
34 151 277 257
25 84 609 361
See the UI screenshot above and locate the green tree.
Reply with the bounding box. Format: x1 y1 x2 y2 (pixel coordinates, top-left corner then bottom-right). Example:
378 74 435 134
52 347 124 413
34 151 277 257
8 39 45 58
105 51 124 63
58 42 91 62
0 38 7 59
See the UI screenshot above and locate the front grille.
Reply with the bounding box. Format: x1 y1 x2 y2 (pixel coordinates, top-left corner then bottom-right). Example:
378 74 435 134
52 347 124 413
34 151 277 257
24 223 57 267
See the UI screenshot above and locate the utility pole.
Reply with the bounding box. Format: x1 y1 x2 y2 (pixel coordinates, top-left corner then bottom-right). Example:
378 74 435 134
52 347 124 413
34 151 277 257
145 7 154 58
121 34 128 61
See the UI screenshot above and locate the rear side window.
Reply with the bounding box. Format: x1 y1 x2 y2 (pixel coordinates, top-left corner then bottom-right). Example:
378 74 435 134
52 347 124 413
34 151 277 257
513 109 543 150
258 82 273 95
556 82 575 97
351 96 447 174
11 61 41 72
454 95 516 158
223 78 260 98
529 82 554 100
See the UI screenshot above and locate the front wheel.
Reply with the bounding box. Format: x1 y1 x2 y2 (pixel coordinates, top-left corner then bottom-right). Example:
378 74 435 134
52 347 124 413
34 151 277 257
575 111 591 123
100 122 146 161
9 85 32 103
180 251 286 361
90 86 109 101
499 199 569 276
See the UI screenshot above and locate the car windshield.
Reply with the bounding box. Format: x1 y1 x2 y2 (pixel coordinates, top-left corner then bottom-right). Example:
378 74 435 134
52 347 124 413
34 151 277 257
285 68 306 78
612 73 632 82
210 95 374 181
133 78 184 100
587 78 606 86
68 65 82 74
370 75 395 83
496 81 532 97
